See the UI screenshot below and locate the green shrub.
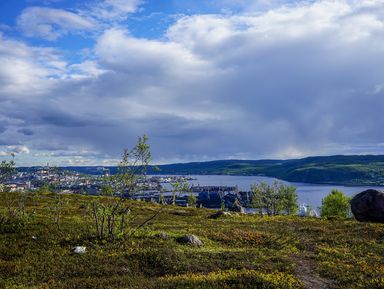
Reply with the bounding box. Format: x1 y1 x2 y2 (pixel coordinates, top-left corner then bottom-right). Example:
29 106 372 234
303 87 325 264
0 213 27 233
320 189 351 219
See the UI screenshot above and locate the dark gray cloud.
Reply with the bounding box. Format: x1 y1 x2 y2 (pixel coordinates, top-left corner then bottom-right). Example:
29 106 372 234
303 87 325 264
17 128 34 136
0 126 6 134
2 0 384 165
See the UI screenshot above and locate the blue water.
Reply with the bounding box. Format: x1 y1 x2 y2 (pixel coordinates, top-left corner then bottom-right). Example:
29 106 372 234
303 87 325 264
171 175 382 209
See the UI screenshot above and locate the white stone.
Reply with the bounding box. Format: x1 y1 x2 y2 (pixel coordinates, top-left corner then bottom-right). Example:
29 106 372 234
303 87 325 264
73 246 86 254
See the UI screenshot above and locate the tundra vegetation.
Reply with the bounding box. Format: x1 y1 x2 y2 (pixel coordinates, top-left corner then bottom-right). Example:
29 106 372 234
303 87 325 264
1 191 384 288
0 141 384 288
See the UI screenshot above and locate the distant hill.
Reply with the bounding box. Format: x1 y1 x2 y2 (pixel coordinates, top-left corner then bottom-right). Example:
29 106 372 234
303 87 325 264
19 155 384 186
146 155 384 186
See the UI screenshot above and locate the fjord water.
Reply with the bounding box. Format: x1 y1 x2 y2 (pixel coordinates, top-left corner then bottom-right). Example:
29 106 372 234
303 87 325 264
185 175 383 209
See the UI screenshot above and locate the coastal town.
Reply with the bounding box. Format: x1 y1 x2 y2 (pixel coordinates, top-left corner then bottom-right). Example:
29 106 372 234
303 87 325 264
2 166 318 217
3 166 243 208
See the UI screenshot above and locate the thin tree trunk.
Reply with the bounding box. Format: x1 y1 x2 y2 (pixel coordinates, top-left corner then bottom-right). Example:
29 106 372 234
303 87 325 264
101 207 105 239
120 214 125 234
92 203 100 238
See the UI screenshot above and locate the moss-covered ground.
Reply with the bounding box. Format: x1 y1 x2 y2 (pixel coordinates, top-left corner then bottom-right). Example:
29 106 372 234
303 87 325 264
0 192 383 289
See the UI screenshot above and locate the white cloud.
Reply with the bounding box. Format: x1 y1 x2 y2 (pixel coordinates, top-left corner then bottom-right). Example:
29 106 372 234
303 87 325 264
0 23 12 31
91 0 142 20
0 33 66 97
16 1 143 41
17 6 95 40
0 145 30 156
68 61 106 79
85 0 384 159
105 0 141 13
95 28 210 77
3 0 384 165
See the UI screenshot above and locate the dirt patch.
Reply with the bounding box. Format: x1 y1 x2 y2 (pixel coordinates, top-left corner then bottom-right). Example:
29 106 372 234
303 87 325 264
292 255 334 289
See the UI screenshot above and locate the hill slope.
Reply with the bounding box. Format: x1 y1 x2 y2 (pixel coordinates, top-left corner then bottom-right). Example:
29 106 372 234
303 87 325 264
1 192 383 289
151 155 384 186
22 154 384 186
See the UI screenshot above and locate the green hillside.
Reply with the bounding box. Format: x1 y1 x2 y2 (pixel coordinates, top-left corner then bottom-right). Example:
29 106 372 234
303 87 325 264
42 155 384 186
1 192 383 288
153 155 384 186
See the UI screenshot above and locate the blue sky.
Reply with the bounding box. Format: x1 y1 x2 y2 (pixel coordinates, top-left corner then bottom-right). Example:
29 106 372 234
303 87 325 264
1 0 384 166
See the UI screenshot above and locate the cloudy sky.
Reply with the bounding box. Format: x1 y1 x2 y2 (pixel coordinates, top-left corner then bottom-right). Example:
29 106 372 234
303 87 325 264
1 0 384 166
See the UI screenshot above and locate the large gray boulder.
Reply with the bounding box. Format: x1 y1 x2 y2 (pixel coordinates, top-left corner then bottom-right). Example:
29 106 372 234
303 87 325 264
351 189 384 223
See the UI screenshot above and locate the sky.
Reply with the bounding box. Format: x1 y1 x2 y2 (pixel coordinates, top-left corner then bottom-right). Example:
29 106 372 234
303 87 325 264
1 0 384 166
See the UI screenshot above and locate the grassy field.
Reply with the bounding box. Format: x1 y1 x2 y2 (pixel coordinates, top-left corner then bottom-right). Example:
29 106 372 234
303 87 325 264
0 192 383 289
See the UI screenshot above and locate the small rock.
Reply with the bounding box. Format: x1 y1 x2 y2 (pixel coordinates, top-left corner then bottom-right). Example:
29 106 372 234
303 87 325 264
156 232 169 240
177 234 203 246
73 246 86 254
209 211 232 219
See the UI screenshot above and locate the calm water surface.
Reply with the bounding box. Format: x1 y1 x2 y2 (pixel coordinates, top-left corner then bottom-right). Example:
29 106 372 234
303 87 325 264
182 175 383 209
